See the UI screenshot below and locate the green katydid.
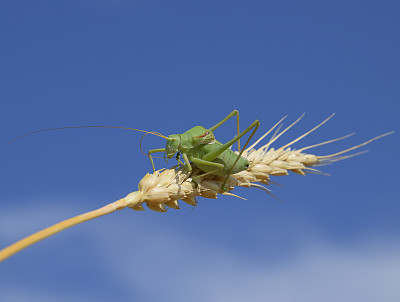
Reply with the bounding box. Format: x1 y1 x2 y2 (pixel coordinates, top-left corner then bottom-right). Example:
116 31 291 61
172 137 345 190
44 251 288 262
148 110 260 189
8 110 260 189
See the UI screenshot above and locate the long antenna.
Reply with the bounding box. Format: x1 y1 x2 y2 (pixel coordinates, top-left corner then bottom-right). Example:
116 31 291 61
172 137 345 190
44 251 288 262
139 132 163 159
7 125 167 143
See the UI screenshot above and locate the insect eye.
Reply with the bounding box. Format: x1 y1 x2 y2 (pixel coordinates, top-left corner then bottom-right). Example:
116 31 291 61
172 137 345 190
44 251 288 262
246 164 250 167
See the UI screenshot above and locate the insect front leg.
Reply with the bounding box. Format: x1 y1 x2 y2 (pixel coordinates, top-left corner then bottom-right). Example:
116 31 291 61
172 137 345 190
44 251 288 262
148 148 166 172
209 110 241 151
181 152 193 172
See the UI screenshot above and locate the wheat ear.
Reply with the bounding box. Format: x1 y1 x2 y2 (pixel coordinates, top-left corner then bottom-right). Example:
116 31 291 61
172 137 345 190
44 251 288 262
0 116 393 262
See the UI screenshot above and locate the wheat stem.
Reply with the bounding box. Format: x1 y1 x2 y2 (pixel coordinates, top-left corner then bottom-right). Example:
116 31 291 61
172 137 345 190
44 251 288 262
0 198 128 262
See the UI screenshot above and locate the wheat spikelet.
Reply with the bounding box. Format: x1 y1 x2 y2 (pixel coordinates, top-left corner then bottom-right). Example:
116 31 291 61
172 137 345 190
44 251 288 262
0 115 393 261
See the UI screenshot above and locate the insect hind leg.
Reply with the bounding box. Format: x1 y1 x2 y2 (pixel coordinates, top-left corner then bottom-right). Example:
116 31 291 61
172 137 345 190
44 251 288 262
209 110 241 152
221 120 260 189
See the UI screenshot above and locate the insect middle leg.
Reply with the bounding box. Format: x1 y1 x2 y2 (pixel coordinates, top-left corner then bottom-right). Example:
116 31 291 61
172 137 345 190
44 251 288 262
175 152 186 167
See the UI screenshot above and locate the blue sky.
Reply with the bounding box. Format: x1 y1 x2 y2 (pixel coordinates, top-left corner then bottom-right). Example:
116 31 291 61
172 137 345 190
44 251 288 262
1 1 399 301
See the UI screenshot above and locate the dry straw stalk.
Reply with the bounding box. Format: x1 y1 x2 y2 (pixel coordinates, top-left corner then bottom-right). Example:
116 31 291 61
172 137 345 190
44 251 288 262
0 115 393 262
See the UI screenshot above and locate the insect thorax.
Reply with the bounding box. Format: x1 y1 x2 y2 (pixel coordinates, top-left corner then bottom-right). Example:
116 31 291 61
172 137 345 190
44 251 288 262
166 126 216 158
181 126 215 149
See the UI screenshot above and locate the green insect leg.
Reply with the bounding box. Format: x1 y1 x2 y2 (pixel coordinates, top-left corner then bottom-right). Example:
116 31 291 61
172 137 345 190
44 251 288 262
209 110 241 152
221 120 260 188
203 120 259 162
148 148 166 172
190 157 224 186
175 153 186 167
205 120 260 189
181 152 193 172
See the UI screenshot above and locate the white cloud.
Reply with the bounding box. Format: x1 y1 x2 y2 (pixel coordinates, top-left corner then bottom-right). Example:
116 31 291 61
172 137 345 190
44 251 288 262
1 202 400 302
80 215 400 302
0 288 101 302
